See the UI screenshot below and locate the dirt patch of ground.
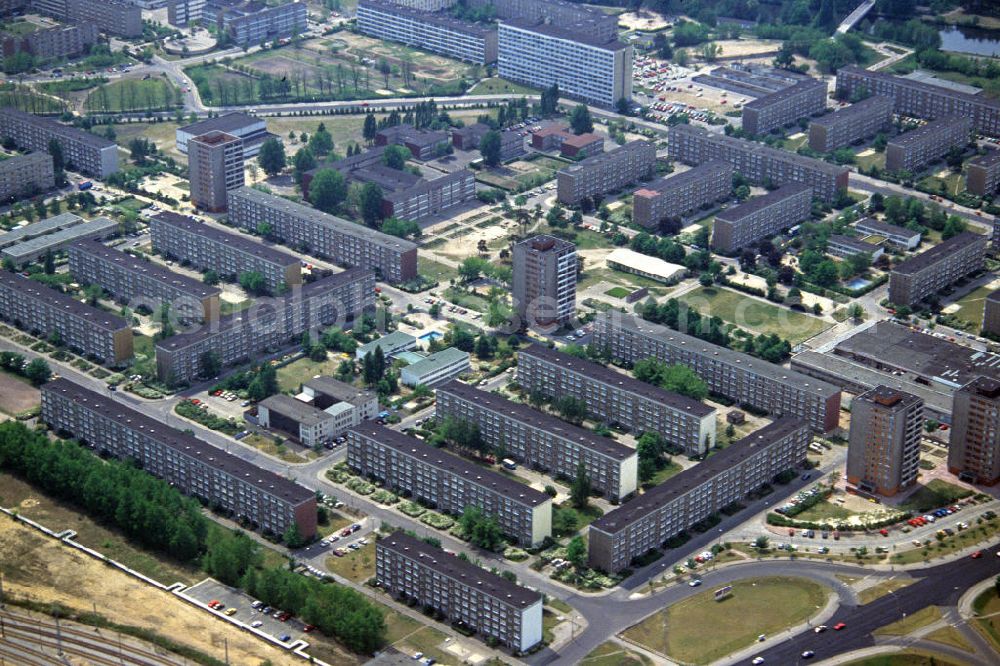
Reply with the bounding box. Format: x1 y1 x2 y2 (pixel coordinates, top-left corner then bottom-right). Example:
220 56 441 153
713 39 783 59
618 10 671 32
0 517 307 666
0 371 39 415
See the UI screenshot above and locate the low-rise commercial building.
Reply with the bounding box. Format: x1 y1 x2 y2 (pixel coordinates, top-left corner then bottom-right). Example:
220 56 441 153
0 151 54 203
741 77 827 136
593 312 841 432
888 231 987 307
357 0 497 64
300 375 378 422
0 212 82 251
374 124 451 160
188 131 245 213
967 149 1000 197
605 248 686 284
808 95 894 153
376 532 543 651
885 116 971 173
846 386 923 496
150 212 301 294
349 424 552 546
451 123 524 161
0 271 132 363
826 234 884 261
835 65 1000 138
560 133 603 159
379 169 477 221
497 19 632 108
854 217 921 250
0 107 118 179
257 394 342 447
155 269 375 384
399 347 470 387
588 416 810 573
176 112 274 157
711 183 813 254
227 186 418 283
356 330 418 360
1 216 118 267
517 344 716 455
556 140 655 205
41 378 317 539
668 124 848 202
949 376 1000 486
69 239 222 323
436 380 638 502
632 161 732 228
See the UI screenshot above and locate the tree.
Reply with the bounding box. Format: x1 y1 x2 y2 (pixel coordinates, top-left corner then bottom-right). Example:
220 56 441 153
570 462 591 509
460 506 504 551
283 523 305 548
661 365 708 401
774 42 795 69
202 529 261 586
566 536 586 569
362 113 378 144
552 507 578 536
540 83 559 116
199 351 222 379
554 395 588 425
380 217 421 239
458 256 488 282
293 146 316 186
24 357 51 385
43 250 55 274
309 168 347 213
238 271 268 295
754 535 770 551
569 104 593 135
359 182 384 226
479 130 502 167
308 123 333 156
257 137 287 176
382 144 411 170
203 270 219 285
47 138 64 172
637 432 667 483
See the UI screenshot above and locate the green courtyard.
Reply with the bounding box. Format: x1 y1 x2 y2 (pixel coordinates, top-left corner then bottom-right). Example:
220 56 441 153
678 286 832 345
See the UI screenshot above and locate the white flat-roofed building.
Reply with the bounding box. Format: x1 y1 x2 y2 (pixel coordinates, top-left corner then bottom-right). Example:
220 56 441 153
606 248 687 284
400 347 470 387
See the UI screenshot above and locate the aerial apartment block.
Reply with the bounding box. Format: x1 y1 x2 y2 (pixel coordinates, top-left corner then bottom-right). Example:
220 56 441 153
512 234 577 328
150 212 301 294
835 65 1000 138
949 376 1000 486
451 123 525 161
588 417 810 573
498 19 632 108
348 424 552 547
0 271 132 363
632 161 732 229
668 124 848 202
227 186 418 283
967 149 1000 197
854 217 921 250
188 131 245 213
33 0 142 37
435 380 639 502
0 22 98 60
176 112 274 157
846 386 923 496
808 95 894 153
888 231 987 307
593 312 842 432
983 290 1000 337
357 0 498 64
556 140 656 205
201 0 307 47
376 532 543 652
69 239 222 323
469 0 619 40
0 151 54 203
741 77 827 136
0 107 118 179
168 0 208 26
516 344 717 455
0 216 117 267
711 183 813 254
41 378 317 539
378 168 477 221
155 268 375 384
885 116 971 173
374 124 451 160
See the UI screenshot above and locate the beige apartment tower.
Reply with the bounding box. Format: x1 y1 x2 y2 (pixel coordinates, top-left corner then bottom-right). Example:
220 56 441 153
846 386 923 496
189 131 244 213
512 234 577 329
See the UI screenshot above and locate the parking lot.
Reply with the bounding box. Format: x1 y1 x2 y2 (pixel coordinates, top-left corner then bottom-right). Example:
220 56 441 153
182 579 312 646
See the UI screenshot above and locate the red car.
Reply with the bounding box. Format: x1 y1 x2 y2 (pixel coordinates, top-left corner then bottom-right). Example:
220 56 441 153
208 599 220 609
833 623 847 631
879 529 889 537
303 624 316 633
972 550 984 559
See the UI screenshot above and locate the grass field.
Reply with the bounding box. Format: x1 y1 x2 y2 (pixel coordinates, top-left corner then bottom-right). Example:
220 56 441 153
0 370 39 416
855 149 886 172
622 577 829 664
918 171 964 198
792 500 856 523
973 587 1000 654
873 606 942 636
678 286 832 345
858 578 914 605
418 256 459 284
949 283 994 331
467 78 539 95
84 77 180 113
582 642 651 666
276 354 346 392
843 651 966 666
605 286 632 299
110 120 182 156
0 84 66 114
381 610 456 665
923 625 973 652
325 541 376 582
898 480 973 514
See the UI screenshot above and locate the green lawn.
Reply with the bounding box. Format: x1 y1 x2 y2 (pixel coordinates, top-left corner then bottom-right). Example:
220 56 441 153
0 20 39 37
972 587 1000 655
645 460 683 487
873 606 942 637
582 642 651 666
858 578 914 605
950 284 994 332
275 354 345 392
418 256 459 284
789 500 855 523
622 577 829 664
84 77 180 113
0 84 66 114
917 171 964 198
605 286 632 299
467 77 540 95
843 651 966 666
678 286 832 345
382 610 457 665
897 480 973 514
324 540 375 582
855 149 886 172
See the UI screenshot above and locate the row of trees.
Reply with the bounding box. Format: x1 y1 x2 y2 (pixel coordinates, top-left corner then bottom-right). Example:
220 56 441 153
0 350 52 386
